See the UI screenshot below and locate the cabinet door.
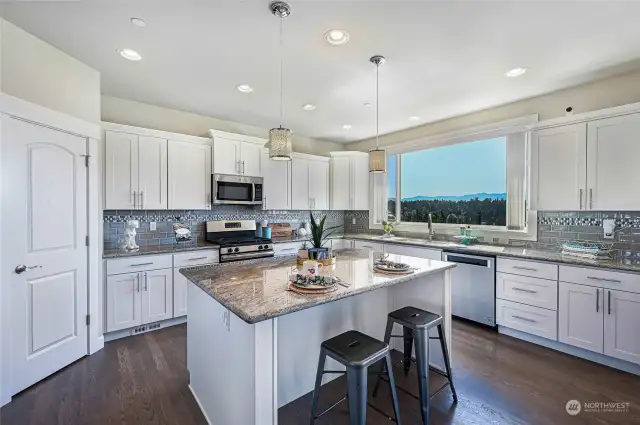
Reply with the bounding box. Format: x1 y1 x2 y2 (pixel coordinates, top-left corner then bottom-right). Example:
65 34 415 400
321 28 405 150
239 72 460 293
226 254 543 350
106 272 142 332
587 113 640 210
168 141 212 209
384 244 441 261
532 124 587 211
173 269 188 318
261 151 291 210
137 136 168 210
558 282 603 353
141 268 173 325
240 141 263 177
351 155 370 210
105 131 139 209
291 157 310 210
331 157 350 210
212 137 240 175
604 289 640 365
308 160 329 210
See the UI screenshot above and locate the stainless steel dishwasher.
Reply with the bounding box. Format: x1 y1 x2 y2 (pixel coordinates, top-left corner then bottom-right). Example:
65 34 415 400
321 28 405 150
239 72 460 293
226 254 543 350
442 251 496 327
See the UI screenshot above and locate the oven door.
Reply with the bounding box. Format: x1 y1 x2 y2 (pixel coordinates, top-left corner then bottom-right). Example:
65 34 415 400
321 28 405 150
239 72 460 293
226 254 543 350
212 174 262 205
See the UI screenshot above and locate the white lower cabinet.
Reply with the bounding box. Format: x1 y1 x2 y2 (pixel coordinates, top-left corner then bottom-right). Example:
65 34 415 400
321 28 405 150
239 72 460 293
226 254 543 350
604 289 640 364
558 281 604 353
173 270 189 318
496 272 558 311
353 240 384 252
172 250 219 317
496 299 558 340
141 268 174 324
384 244 441 261
106 272 142 333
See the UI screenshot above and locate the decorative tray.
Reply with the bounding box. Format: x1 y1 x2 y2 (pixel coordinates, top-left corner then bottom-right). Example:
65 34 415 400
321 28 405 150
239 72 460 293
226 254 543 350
558 239 614 258
373 257 414 274
289 274 339 288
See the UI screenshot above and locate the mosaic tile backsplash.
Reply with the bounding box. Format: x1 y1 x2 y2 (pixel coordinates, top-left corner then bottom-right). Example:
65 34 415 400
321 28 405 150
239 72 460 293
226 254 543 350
103 206 344 250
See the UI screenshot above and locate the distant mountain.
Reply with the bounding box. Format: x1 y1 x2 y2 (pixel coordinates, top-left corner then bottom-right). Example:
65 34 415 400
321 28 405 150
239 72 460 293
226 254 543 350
397 192 506 202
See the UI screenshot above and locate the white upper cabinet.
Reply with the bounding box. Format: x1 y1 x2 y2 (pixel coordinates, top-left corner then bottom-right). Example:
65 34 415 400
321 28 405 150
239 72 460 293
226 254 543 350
587 113 640 210
138 136 168 210
291 154 330 210
261 151 291 210
330 152 370 211
168 140 212 210
105 131 139 209
531 123 586 211
210 130 266 176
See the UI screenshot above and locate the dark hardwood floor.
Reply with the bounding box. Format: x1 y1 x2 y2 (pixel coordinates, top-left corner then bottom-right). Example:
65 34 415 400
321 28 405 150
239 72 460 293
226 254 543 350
2 320 638 425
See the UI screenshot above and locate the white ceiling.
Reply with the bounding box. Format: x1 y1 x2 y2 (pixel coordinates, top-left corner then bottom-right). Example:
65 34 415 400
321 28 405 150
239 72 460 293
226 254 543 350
2 0 640 143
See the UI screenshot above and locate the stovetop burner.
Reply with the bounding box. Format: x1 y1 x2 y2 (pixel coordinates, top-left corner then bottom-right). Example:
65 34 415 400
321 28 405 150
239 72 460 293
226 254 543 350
204 219 276 263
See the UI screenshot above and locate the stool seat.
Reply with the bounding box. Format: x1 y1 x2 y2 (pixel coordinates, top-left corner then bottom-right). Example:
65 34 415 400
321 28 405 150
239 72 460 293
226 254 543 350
322 330 388 367
388 306 442 329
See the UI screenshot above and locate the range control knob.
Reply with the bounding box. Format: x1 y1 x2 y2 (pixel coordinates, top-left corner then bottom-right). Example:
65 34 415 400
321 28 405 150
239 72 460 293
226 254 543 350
234 247 240 253
263 244 270 250
227 248 233 253
258 245 263 250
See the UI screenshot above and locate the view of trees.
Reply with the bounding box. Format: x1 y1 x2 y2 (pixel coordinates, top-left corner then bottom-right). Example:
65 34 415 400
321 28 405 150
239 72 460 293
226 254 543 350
388 198 507 226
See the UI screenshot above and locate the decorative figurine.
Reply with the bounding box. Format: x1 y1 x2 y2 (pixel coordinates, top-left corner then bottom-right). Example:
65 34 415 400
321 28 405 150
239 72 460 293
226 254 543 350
124 219 140 251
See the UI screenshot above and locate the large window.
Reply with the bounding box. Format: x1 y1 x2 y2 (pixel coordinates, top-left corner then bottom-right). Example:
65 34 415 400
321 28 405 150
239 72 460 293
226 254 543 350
386 135 525 229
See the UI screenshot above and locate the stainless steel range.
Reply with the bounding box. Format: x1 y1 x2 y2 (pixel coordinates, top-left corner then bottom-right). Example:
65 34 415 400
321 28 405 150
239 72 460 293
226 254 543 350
205 220 274 263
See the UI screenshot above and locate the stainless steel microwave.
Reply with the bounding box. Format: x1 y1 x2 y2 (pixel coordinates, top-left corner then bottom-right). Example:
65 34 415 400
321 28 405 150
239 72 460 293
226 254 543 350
212 174 263 205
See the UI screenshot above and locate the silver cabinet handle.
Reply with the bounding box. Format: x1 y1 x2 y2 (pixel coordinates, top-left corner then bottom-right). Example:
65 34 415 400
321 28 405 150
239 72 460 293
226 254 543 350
129 262 154 267
579 189 583 210
596 288 600 313
144 272 148 291
264 196 267 209
608 290 612 315
132 191 136 208
15 264 41 274
587 276 622 284
140 191 144 209
589 188 593 209
512 266 538 272
188 256 208 261
242 161 245 175
136 274 140 292
513 287 538 294
512 315 537 323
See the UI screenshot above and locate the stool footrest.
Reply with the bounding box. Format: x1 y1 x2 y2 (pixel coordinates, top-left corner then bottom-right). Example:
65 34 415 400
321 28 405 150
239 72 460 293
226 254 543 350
376 374 453 401
314 395 347 420
321 370 346 375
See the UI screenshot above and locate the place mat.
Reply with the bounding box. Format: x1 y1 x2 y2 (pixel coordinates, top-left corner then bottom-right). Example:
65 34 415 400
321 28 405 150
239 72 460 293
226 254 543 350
287 282 340 295
373 266 416 276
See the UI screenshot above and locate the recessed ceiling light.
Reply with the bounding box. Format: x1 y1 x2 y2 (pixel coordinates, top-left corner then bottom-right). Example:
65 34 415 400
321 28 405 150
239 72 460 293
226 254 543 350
131 17 146 27
505 67 527 77
324 29 350 46
302 104 316 111
342 124 352 130
236 84 254 93
118 48 142 61
409 116 421 121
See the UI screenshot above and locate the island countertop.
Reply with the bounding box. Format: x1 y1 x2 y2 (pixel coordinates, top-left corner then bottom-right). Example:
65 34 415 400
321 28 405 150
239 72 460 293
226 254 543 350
180 248 455 324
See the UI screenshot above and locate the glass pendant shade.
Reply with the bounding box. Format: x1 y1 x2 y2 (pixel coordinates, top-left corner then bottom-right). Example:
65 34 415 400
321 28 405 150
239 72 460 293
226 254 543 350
268 126 292 161
369 148 386 173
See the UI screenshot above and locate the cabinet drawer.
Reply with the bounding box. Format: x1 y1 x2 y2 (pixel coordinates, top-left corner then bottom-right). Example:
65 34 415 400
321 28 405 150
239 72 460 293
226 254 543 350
496 299 558 340
385 244 442 261
497 258 558 280
107 254 173 275
559 265 640 294
497 273 558 310
173 250 218 268
274 242 300 256
354 240 384 252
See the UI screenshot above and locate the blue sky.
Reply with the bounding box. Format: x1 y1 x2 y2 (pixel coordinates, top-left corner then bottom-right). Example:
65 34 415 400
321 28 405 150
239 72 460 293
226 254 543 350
388 137 506 199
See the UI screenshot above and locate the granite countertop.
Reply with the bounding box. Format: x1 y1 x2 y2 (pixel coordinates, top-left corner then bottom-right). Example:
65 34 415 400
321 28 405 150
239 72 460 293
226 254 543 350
180 248 455 324
271 234 344 244
344 233 640 273
103 240 220 259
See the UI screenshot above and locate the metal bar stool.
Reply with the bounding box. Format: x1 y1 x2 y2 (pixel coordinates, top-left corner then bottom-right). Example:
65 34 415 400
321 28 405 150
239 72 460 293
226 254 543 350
372 306 458 425
309 330 402 425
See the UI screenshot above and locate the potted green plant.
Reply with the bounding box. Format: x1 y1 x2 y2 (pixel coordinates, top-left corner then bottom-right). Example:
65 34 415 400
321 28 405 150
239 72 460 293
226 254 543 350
308 213 341 260
298 241 309 259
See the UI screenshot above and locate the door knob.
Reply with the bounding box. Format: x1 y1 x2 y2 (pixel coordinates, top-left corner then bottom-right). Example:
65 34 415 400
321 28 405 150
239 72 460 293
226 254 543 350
15 264 41 274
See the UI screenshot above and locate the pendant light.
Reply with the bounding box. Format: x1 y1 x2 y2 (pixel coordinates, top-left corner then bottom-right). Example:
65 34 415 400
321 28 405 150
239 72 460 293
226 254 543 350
267 1 293 161
369 55 387 173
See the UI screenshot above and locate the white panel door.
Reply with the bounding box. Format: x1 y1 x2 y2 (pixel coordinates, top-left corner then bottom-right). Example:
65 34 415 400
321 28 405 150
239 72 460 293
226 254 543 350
532 124 587 211
587 113 640 210
168 140 212 209
351 155 370 210
604 289 640 365
261 151 291 210
308 160 329 210
137 136 168 210
240 141 263 177
558 282 603 353
173 269 189 318
291 157 310 210
106 272 142 332
212 137 240 175
141 269 174 324
331 157 350 210
3 116 88 395
105 131 138 209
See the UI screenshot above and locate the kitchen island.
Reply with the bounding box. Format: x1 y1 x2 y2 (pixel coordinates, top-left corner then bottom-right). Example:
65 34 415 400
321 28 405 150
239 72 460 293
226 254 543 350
180 248 455 425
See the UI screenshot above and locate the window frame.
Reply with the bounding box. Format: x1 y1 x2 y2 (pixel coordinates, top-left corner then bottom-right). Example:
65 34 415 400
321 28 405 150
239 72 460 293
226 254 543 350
370 115 539 242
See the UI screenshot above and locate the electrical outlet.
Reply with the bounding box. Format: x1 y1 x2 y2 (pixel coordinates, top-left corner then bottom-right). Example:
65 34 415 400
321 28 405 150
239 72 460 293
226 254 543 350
150 222 156 231
352 217 356 225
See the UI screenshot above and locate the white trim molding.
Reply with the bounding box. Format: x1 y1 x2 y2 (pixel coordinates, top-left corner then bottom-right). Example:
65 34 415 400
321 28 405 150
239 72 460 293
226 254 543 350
210 129 267 146
103 121 210 144
530 101 640 131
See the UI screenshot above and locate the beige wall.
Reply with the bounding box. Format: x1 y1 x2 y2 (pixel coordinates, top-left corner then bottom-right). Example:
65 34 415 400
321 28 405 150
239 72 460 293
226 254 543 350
0 19 101 123
348 69 640 151
101 95 344 156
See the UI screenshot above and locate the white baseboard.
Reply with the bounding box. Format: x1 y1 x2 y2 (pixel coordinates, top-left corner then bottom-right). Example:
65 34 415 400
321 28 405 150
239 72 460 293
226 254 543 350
189 384 212 425
104 316 187 343
498 326 640 376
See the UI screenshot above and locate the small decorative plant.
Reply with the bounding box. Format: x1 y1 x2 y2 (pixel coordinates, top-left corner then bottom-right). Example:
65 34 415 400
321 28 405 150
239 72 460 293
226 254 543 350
382 220 395 235
298 241 309 259
309 213 341 249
